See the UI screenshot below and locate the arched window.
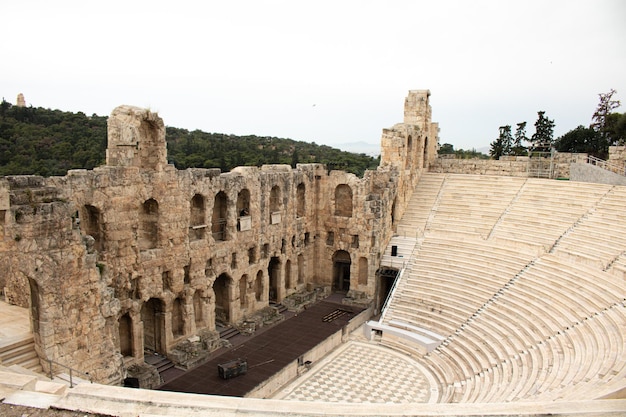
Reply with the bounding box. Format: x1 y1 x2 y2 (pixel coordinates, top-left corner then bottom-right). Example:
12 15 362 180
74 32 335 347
212 191 228 241
237 189 251 231
270 185 281 224
334 184 353 217
81 204 104 252
296 183 305 218
190 194 206 240
139 199 158 250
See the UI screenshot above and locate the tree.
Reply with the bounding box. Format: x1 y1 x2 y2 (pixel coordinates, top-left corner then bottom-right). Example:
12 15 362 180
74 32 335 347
604 112 626 145
512 122 528 156
591 89 621 140
438 143 455 154
489 136 504 159
529 111 555 153
489 125 512 159
554 125 607 158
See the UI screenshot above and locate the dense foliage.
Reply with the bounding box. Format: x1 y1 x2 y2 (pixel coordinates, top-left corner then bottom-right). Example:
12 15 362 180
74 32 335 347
438 143 488 159
0 100 108 176
166 127 379 177
0 101 379 177
489 90 626 160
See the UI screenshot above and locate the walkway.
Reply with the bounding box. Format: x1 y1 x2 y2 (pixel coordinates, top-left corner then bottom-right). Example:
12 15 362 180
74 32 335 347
0 300 31 341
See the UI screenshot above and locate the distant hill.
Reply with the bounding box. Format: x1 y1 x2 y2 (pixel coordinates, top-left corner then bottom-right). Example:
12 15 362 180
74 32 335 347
0 100 379 177
334 141 381 157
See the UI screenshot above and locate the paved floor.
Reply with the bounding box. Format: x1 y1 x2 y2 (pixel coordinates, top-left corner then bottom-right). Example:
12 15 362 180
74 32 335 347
0 300 31 343
274 340 439 403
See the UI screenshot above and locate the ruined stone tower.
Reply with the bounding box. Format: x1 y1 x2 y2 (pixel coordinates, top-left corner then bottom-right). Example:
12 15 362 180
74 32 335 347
0 91 438 384
16 93 26 107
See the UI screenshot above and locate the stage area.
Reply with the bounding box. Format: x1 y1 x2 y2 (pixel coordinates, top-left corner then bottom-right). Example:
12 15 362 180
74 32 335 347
159 298 363 397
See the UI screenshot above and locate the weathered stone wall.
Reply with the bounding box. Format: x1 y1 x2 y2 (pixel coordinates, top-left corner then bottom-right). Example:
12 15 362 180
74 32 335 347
0 91 438 385
1 175 123 383
431 152 588 179
608 146 626 172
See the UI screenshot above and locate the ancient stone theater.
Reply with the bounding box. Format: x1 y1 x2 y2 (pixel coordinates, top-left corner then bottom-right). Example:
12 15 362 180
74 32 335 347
0 90 625 416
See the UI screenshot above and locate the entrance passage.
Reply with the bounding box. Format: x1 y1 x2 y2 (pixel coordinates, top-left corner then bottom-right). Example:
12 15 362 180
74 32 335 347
268 257 280 302
332 250 351 292
141 298 164 354
377 267 399 313
214 273 231 324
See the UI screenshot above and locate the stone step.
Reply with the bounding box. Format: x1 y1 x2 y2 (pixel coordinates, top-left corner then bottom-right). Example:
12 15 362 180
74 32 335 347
270 302 288 314
219 326 241 340
1 347 39 368
154 358 175 373
0 335 35 359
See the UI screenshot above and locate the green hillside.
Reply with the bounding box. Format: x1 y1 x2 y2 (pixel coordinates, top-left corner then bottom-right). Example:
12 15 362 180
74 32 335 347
0 100 379 177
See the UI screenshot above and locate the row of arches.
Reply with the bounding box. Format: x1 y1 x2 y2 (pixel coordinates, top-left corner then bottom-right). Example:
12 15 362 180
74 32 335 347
79 182 356 253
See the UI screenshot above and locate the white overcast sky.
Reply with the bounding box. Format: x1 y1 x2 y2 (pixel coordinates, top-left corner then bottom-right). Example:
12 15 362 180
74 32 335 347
2 0 625 152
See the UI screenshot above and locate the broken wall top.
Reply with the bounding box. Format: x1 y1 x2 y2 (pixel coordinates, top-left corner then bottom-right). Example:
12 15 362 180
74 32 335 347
106 105 167 171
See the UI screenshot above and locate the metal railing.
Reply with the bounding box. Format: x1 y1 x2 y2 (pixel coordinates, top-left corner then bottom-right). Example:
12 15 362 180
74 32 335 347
587 155 625 176
47 358 93 388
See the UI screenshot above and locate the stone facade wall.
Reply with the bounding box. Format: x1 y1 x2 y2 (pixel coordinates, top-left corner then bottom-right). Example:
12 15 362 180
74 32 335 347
0 91 438 384
608 146 626 172
431 152 588 179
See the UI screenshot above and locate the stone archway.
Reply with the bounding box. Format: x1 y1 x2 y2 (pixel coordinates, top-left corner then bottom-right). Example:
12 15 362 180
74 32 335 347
332 250 351 292
141 298 165 354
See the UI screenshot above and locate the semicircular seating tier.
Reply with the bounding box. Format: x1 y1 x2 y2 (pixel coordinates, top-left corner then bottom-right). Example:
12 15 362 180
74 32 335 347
379 173 626 403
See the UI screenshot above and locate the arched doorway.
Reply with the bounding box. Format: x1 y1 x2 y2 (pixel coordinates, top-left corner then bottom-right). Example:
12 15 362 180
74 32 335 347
332 250 351 292
268 257 281 302
141 298 164 354
213 273 231 324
